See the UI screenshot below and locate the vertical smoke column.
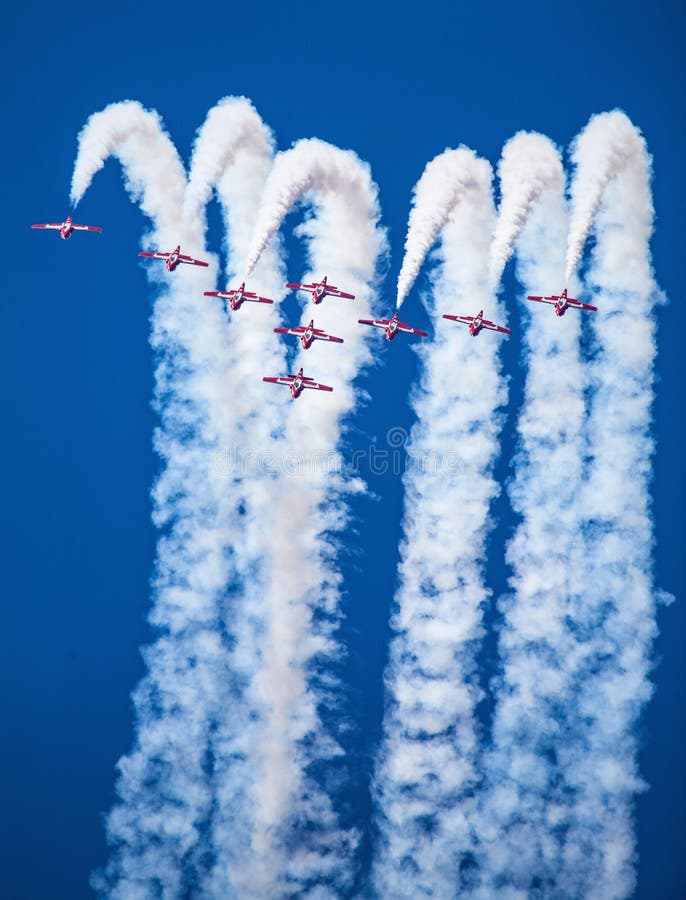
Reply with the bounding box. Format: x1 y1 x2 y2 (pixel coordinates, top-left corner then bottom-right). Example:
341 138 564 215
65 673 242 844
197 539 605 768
473 112 666 899
240 138 387 896
183 97 294 894
555 111 665 899
373 148 506 896
71 101 220 898
70 100 263 897
471 135 590 896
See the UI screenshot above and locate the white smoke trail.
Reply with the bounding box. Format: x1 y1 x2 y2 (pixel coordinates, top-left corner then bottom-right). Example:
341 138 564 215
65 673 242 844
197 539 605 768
552 113 665 899
70 100 186 246
181 98 297 896
373 150 508 896
238 138 387 896
74 99 284 898
471 113 666 899
470 148 590 896
394 147 486 308
182 106 382 898
488 132 566 288
72 101 221 898
565 110 642 283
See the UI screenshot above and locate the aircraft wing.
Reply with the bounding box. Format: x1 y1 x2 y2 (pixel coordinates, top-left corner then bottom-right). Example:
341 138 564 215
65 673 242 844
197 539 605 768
72 223 103 233
273 326 305 336
527 295 558 305
302 378 333 392
139 250 169 260
442 314 473 325
31 223 62 230
482 319 511 335
263 375 295 386
286 281 314 291
566 298 598 312
330 288 355 299
178 254 209 267
205 289 272 302
358 318 388 329
313 329 344 343
397 321 429 336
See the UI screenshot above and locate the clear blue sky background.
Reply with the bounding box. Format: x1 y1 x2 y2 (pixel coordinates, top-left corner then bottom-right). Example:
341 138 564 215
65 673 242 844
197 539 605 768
2 1 684 897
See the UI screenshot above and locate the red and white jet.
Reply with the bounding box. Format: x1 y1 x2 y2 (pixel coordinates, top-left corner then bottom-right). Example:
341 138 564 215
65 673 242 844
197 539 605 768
442 310 511 337
527 288 598 316
358 311 428 342
273 319 344 350
31 215 102 240
138 245 209 272
204 282 274 311
285 276 355 304
262 367 333 399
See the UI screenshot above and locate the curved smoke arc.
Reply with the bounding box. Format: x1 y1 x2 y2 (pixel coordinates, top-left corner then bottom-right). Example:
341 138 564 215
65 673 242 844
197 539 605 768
395 147 483 309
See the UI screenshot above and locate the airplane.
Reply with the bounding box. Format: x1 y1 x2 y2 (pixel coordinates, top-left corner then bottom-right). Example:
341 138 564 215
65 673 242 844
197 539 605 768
31 215 102 240
357 311 428 342
442 309 511 337
273 319 344 350
526 288 598 316
262 367 333 399
138 245 209 272
204 282 274 311
285 275 355 304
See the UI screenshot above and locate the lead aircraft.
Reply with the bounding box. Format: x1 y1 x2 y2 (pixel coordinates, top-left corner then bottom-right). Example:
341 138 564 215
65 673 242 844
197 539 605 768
358 311 428 342
138 245 208 272
31 215 102 240
285 276 355 304
526 288 598 316
273 319 344 350
262 367 333 399
204 282 274 311
442 309 511 337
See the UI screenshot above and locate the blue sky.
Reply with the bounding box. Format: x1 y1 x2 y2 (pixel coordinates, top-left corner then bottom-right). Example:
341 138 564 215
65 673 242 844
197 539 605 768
2 0 684 896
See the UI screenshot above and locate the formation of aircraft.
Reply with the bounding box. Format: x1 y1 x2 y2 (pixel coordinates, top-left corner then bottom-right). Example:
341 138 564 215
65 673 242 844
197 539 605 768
286 276 355 304
204 282 274 311
31 213 602 401
442 309 511 337
274 319 344 350
139 245 209 272
31 215 102 240
262 367 334 400
527 288 598 316
358 311 428 342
